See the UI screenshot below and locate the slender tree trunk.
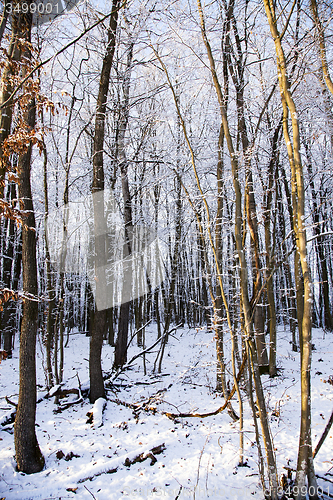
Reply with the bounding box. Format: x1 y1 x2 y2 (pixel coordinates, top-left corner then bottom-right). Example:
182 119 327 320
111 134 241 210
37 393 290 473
303 132 333 331
0 15 20 197
43 140 54 389
1 182 17 357
264 122 281 377
224 0 269 373
197 1 278 494
263 1 318 497
215 125 227 393
277 165 298 349
310 0 333 97
114 41 134 369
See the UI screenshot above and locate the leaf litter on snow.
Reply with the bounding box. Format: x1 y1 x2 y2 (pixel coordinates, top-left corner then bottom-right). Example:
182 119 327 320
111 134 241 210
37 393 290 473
0 326 333 499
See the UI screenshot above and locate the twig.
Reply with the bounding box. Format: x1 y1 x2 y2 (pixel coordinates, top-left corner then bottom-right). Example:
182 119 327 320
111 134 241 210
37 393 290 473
194 436 209 500
175 485 183 500
126 320 152 351
84 485 97 500
317 474 333 486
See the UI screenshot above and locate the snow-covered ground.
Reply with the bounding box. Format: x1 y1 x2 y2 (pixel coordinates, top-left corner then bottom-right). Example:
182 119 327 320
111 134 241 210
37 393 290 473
0 325 332 499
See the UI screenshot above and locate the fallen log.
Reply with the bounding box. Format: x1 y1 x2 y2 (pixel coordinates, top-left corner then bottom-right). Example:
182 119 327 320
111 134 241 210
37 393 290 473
77 443 166 483
124 444 166 467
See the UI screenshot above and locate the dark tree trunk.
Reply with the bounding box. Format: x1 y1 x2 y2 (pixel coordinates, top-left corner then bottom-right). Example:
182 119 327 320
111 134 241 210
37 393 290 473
13 5 44 475
89 0 120 402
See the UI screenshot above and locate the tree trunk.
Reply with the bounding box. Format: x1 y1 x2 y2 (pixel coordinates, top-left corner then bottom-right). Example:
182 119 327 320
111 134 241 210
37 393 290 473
114 41 134 369
263 1 318 496
89 0 120 402
42 139 54 389
215 125 227 393
197 1 278 494
264 122 282 377
1 182 17 357
14 7 44 472
0 13 21 197
310 0 333 97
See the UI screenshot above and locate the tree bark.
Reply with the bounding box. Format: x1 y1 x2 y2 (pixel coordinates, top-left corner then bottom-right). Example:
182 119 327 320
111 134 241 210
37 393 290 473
264 122 282 376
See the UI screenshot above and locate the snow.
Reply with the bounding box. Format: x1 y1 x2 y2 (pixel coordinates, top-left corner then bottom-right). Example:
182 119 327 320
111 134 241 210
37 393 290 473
0 326 333 499
91 398 107 428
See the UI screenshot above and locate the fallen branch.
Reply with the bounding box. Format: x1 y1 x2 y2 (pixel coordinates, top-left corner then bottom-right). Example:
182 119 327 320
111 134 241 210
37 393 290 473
107 355 247 421
50 387 81 399
77 466 117 483
108 388 168 417
5 396 17 408
0 409 16 427
53 397 83 413
52 387 83 413
313 407 333 458
108 355 247 421
107 397 156 416
164 353 247 420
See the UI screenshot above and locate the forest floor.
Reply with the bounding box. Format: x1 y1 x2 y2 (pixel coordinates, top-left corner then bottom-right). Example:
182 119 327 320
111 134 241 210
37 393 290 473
0 325 333 500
